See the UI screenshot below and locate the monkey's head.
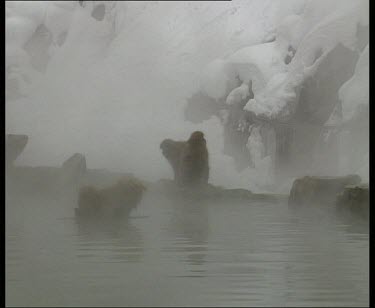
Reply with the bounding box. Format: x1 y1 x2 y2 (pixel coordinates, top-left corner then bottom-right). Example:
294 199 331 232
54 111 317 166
188 131 206 145
117 176 147 194
160 139 175 156
160 139 172 150
114 177 147 208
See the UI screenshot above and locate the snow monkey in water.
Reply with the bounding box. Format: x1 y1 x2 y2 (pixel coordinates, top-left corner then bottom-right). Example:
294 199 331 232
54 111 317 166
160 131 209 186
160 139 186 181
76 176 146 219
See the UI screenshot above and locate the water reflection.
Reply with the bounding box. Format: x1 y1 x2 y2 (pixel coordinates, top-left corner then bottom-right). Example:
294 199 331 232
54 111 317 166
164 194 210 270
75 217 144 263
5 187 369 307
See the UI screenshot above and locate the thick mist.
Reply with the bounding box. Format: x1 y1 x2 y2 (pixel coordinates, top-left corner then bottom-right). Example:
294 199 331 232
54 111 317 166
5 2 369 307
6 0 311 191
6 0 369 191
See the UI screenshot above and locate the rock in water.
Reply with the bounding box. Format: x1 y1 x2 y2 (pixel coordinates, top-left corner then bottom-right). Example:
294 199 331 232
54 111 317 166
6 134 28 167
336 184 369 218
288 174 361 206
60 153 87 191
154 179 287 203
62 153 86 176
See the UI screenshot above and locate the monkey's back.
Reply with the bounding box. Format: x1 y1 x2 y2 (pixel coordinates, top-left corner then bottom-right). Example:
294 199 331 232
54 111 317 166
179 143 209 185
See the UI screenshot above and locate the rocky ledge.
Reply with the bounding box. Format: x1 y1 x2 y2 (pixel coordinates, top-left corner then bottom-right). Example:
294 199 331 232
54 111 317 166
288 174 368 219
336 184 369 218
153 179 288 203
288 175 361 206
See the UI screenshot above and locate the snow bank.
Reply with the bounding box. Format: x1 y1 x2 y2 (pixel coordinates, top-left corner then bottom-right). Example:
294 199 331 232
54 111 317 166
6 1 283 191
201 59 234 100
244 0 365 120
229 41 287 94
6 0 369 191
200 0 367 121
196 0 368 188
226 83 250 106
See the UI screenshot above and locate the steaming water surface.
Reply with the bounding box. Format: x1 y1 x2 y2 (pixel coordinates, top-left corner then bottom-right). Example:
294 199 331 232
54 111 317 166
6 1 369 306
6 187 368 307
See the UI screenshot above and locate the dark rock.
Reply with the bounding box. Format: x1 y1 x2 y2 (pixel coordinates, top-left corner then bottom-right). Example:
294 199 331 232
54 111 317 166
6 134 28 166
62 153 86 175
184 91 226 124
284 45 296 64
280 44 359 179
23 24 53 72
288 174 362 206
336 184 369 218
91 4 106 21
154 179 287 203
60 153 87 193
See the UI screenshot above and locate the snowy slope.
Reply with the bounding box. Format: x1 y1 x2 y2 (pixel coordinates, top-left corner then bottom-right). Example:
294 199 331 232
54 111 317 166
5 0 369 191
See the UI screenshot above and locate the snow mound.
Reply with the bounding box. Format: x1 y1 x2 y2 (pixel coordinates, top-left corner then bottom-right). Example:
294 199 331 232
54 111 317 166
226 83 250 106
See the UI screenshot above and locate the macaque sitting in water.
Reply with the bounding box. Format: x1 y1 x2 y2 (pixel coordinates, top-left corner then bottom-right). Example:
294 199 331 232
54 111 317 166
76 176 146 219
160 131 209 187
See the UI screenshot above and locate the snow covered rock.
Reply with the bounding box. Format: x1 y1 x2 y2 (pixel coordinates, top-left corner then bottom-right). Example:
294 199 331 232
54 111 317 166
62 153 87 177
288 174 361 206
191 0 368 185
336 183 369 218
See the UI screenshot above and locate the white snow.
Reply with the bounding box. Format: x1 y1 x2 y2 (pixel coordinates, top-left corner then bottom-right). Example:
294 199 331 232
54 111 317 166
241 0 366 120
201 59 232 100
199 0 367 122
44 3 76 41
5 0 369 191
6 16 35 46
228 41 287 92
225 83 250 106
6 1 280 190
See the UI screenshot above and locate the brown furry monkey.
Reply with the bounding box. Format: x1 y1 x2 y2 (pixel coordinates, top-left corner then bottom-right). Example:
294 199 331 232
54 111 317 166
77 176 146 218
160 131 209 186
160 139 186 181
178 131 209 186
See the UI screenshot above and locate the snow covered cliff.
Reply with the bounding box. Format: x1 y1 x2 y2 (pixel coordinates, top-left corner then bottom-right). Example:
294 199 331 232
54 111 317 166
6 0 368 192
187 0 368 187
